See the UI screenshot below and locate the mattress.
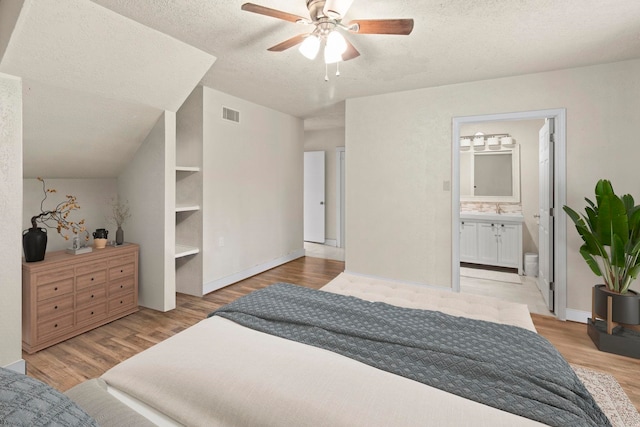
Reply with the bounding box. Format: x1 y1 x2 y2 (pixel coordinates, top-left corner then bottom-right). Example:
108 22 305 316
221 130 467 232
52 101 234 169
95 274 545 426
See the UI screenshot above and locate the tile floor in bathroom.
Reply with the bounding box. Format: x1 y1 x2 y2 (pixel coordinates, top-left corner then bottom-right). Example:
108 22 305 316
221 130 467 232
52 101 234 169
304 241 552 316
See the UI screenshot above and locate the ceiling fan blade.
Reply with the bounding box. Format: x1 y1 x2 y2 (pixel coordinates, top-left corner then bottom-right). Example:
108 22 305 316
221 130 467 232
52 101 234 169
241 3 307 24
342 39 360 61
348 19 414 35
267 34 308 52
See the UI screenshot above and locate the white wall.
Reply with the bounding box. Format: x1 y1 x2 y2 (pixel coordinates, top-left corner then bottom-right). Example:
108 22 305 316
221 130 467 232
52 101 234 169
304 128 345 243
346 59 640 312
23 178 117 251
202 88 304 291
118 112 176 311
0 73 23 370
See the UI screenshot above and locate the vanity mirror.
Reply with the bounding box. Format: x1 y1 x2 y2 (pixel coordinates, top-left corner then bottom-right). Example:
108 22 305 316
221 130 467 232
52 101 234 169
460 145 520 202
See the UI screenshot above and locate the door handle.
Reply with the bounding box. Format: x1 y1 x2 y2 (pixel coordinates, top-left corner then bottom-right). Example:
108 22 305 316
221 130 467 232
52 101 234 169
320 201 324 205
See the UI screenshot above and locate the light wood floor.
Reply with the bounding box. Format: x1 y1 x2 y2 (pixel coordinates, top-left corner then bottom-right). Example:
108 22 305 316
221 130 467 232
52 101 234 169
24 256 640 412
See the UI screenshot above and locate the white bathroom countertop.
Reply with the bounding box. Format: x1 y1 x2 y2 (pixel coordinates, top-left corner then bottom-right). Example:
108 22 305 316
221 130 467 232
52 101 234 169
460 212 524 223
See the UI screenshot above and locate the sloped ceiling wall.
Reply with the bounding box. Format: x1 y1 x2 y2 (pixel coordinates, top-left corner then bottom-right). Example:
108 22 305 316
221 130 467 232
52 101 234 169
0 0 216 178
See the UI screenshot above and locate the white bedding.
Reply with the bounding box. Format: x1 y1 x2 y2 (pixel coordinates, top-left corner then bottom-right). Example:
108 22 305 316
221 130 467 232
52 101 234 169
100 274 545 426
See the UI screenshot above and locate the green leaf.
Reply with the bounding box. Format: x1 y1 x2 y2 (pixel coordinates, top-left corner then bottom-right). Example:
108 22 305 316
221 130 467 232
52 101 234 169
596 187 628 247
580 246 602 277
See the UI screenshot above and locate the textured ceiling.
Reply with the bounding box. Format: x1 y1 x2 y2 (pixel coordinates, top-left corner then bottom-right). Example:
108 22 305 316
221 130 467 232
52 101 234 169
2 0 640 177
91 0 640 129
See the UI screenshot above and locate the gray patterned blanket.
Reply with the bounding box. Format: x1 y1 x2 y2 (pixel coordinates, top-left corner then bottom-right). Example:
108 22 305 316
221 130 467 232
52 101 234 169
210 283 610 427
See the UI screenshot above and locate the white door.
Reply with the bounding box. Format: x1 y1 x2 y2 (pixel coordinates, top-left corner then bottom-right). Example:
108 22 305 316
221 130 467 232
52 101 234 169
304 151 325 243
538 119 554 311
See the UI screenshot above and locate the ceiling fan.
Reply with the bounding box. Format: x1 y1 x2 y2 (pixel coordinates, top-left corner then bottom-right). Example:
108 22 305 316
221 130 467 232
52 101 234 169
241 0 414 64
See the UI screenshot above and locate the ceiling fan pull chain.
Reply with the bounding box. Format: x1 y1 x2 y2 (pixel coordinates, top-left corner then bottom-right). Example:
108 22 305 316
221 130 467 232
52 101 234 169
325 63 329 82
336 62 340 77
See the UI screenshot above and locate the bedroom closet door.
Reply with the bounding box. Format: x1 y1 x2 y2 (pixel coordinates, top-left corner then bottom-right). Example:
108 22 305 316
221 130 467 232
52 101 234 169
304 151 325 243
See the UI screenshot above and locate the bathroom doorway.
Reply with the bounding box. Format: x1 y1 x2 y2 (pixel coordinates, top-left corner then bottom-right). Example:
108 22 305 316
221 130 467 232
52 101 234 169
451 109 567 320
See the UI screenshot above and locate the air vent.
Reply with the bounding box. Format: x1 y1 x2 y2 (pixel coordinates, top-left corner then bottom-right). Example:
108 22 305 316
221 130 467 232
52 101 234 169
222 107 240 123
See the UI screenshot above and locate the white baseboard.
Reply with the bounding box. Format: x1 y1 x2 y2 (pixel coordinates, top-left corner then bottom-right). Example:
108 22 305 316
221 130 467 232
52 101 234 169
565 308 590 324
4 359 26 374
203 249 305 295
324 239 337 247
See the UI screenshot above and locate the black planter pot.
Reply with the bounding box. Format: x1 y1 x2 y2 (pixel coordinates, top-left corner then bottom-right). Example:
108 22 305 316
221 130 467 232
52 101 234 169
23 227 47 262
593 284 640 325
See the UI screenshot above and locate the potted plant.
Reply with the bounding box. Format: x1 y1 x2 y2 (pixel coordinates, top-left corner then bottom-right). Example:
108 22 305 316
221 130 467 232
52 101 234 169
563 179 640 327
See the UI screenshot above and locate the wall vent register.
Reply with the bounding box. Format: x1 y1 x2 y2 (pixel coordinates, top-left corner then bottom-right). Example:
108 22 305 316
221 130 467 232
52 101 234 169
222 107 240 123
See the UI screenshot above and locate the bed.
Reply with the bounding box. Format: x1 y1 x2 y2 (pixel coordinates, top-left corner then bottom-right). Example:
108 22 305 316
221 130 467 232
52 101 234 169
52 273 607 426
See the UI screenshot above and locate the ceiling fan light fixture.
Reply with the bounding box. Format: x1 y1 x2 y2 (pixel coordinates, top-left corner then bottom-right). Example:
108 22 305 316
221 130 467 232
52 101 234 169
324 45 343 64
326 30 347 54
298 34 320 59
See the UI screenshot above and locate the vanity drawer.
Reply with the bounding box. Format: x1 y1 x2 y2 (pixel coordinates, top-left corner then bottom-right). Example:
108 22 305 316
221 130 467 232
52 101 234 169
37 294 74 320
77 269 107 290
76 303 107 325
76 285 107 308
36 278 74 302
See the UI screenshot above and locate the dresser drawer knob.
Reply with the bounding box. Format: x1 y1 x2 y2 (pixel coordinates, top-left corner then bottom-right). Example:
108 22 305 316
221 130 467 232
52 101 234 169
91 294 94 298
120 300 123 304
54 305 58 310
91 277 94 281
91 311 94 315
120 269 124 273
54 287 58 291
54 323 58 328
120 285 123 289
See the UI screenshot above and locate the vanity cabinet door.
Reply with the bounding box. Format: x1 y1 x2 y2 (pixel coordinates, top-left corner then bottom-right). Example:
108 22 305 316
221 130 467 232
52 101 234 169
459 221 478 262
497 224 520 267
477 223 499 263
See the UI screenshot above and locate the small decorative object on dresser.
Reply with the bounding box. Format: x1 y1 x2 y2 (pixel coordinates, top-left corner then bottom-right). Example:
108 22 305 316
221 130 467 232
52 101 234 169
93 228 108 249
24 177 89 262
564 179 640 358
22 243 139 353
108 198 131 245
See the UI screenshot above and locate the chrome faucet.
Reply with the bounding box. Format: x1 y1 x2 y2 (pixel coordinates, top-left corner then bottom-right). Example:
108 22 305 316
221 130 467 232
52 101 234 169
496 202 503 214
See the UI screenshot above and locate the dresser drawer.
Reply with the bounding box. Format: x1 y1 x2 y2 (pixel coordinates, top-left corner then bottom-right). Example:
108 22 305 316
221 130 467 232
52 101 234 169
109 277 135 297
109 253 136 268
36 278 74 302
109 292 136 313
76 269 107 291
76 285 107 308
37 294 74 320
35 267 74 286
37 313 74 340
76 261 107 275
76 303 107 325
109 262 135 281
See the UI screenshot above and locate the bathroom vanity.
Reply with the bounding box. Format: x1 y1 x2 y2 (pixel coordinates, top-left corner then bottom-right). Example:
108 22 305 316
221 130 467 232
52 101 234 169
459 212 523 274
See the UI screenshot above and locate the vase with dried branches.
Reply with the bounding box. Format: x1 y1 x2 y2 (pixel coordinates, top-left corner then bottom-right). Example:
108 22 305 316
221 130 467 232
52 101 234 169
24 177 88 262
108 198 131 245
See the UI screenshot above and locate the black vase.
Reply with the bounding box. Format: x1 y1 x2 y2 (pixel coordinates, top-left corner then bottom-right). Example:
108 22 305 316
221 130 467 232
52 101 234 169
23 227 47 262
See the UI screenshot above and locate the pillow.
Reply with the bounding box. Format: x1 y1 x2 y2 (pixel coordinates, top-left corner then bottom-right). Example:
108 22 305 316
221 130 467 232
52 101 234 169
0 367 98 426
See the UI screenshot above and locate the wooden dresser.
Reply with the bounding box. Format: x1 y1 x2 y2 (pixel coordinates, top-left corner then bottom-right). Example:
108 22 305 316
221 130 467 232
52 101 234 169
22 243 139 353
